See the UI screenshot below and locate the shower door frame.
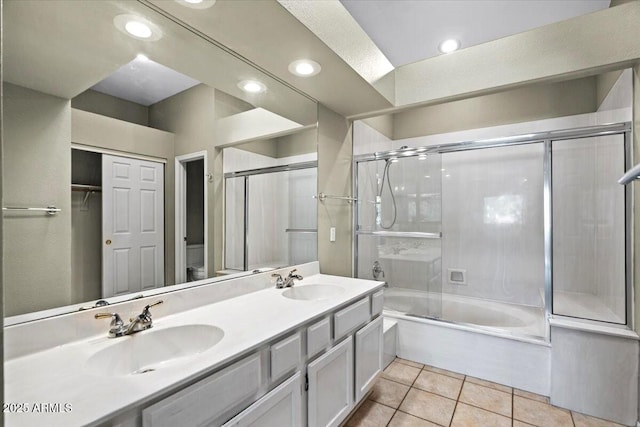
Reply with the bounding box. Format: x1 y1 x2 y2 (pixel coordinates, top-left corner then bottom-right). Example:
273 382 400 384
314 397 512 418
224 160 318 272
353 122 633 338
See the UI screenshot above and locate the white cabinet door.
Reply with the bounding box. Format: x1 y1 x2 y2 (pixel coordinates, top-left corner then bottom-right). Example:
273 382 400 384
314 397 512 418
307 336 353 427
222 373 302 427
103 154 164 297
354 316 383 402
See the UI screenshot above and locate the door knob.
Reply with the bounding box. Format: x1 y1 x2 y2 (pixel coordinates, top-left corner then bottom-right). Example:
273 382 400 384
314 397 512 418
105 239 112 245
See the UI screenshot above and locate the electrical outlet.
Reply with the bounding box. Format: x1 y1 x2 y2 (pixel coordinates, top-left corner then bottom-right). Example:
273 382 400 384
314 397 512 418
330 227 336 242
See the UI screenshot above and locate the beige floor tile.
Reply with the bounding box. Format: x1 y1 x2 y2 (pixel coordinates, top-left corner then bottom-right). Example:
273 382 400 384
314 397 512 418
514 396 573 427
388 411 441 427
423 365 465 380
572 411 625 427
398 388 456 426
345 400 395 427
465 376 512 394
513 420 536 426
451 402 511 427
383 361 421 386
395 357 424 369
369 377 410 409
459 382 512 418
413 370 463 400
514 388 550 404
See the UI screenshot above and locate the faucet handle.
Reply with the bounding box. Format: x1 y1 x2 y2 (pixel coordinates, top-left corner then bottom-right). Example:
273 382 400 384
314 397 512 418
288 269 298 276
95 312 126 337
95 312 123 325
272 273 285 288
140 300 163 317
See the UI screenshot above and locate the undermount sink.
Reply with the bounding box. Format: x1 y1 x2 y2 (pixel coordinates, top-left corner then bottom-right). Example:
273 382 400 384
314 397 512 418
86 324 224 376
282 284 345 301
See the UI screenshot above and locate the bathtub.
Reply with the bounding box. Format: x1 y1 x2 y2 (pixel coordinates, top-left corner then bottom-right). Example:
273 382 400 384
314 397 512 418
383 288 545 338
383 288 551 395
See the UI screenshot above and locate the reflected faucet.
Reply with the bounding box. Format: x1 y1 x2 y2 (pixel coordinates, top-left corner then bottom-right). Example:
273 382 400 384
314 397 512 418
95 300 163 338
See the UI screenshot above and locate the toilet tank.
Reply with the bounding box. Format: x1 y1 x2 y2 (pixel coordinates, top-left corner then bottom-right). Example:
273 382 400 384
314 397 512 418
186 244 205 268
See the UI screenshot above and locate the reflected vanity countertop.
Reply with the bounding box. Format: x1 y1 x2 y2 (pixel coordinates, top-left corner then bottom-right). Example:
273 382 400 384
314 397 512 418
4 272 384 427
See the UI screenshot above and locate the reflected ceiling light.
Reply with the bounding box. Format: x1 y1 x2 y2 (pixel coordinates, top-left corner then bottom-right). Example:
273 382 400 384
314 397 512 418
238 80 267 93
288 59 321 77
114 15 162 41
136 53 149 61
175 0 217 9
438 39 460 54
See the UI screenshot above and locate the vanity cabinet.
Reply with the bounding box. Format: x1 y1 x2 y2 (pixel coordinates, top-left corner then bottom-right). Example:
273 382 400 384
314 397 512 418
222 372 302 427
307 336 354 427
140 291 383 427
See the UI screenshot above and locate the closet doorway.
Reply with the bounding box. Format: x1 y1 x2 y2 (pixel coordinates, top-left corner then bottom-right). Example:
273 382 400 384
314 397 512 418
72 148 165 300
175 151 208 283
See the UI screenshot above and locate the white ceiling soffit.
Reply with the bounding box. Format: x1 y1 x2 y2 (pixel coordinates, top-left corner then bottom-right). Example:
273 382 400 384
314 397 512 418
278 0 394 101
91 56 201 106
340 0 611 67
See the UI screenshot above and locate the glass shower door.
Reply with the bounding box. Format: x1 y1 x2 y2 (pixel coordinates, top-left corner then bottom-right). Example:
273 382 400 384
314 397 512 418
355 154 443 319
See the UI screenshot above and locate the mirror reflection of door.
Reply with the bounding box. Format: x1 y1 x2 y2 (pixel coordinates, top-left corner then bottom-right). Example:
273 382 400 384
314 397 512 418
71 150 165 300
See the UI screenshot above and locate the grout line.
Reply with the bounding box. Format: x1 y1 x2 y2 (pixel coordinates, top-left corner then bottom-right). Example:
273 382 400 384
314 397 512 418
448 375 466 427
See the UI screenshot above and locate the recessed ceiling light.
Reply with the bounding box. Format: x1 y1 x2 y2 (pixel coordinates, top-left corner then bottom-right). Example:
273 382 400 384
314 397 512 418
438 39 460 54
288 59 322 77
238 80 266 94
175 0 217 9
136 53 149 61
114 15 162 41
125 21 152 38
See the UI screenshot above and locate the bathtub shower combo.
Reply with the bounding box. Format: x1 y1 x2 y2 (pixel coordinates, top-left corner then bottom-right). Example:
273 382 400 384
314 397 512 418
354 123 632 342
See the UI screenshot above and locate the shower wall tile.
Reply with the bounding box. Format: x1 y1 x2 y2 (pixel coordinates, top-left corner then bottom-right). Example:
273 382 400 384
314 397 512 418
441 144 545 307
552 135 626 323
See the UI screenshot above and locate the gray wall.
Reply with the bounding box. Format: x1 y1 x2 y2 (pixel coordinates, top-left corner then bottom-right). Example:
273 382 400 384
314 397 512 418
149 84 220 275
317 104 352 276
3 83 72 316
392 77 598 140
72 89 149 127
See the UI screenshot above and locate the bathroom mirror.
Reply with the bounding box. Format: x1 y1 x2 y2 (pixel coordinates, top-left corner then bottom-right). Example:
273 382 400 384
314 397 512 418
2 0 318 321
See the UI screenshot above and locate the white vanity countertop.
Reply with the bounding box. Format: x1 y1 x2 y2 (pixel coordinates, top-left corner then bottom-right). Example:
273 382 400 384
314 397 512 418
4 274 383 427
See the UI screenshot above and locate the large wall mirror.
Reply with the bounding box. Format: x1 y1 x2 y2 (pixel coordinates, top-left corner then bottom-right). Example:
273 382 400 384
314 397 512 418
2 0 318 321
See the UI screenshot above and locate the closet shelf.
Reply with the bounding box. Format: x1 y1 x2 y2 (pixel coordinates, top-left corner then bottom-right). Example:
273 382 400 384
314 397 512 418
72 184 102 192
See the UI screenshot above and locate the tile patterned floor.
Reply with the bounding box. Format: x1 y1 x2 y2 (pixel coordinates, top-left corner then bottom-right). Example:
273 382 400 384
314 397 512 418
343 358 625 427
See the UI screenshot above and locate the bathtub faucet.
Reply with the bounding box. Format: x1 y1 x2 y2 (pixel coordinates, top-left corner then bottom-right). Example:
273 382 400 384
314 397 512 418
372 261 385 281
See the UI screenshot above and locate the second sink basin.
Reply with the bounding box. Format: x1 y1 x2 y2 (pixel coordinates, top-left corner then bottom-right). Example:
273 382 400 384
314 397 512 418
85 324 224 376
282 284 345 301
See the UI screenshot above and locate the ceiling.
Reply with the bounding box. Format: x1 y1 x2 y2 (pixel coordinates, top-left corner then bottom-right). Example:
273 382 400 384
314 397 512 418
91 56 201 106
340 0 611 66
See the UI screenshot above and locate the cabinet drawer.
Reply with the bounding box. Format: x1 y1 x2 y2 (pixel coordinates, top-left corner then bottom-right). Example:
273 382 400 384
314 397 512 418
334 297 370 340
271 332 301 382
371 290 384 317
142 353 263 427
307 317 331 358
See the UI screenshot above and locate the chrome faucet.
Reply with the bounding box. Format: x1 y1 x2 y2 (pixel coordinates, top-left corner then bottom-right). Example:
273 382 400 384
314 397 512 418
95 300 163 338
272 269 303 289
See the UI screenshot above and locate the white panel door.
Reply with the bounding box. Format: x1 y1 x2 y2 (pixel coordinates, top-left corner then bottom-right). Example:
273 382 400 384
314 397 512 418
354 316 383 402
103 155 164 297
307 336 353 427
